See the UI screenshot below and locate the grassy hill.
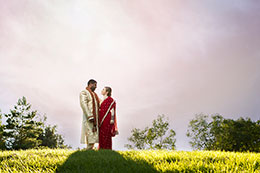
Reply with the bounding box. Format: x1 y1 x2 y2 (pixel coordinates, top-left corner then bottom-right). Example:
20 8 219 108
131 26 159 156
0 149 259 172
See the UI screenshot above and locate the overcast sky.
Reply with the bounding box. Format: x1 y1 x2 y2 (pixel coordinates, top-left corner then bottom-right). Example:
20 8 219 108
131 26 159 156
1 0 260 150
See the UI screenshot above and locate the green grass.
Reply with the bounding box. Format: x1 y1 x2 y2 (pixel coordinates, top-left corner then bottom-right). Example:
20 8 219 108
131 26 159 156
0 149 259 172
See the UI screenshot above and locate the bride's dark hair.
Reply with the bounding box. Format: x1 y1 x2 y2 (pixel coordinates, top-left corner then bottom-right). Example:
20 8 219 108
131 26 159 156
105 87 112 96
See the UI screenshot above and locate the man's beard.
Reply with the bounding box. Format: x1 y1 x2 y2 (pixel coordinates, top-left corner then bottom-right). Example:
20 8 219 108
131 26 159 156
91 86 96 92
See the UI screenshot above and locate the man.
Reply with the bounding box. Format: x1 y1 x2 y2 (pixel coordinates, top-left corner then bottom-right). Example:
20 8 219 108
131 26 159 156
80 79 100 150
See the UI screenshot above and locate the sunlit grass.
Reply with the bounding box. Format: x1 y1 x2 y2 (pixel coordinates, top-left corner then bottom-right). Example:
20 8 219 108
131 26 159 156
0 149 259 172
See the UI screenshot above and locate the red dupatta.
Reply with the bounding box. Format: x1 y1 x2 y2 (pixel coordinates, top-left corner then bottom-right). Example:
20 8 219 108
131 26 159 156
111 101 118 137
99 97 118 137
111 108 118 137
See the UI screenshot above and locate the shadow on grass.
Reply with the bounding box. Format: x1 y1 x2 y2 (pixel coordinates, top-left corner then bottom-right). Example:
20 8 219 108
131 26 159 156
56 150 157 173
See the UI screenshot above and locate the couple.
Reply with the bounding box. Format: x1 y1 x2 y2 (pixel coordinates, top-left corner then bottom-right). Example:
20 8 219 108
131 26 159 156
80 79 118 150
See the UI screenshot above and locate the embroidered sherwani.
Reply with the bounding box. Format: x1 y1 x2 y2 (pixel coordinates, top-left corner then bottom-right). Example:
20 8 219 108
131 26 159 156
80 89 99 144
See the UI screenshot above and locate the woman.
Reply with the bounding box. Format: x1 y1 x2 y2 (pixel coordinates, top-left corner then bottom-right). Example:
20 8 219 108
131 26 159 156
98 87 118 149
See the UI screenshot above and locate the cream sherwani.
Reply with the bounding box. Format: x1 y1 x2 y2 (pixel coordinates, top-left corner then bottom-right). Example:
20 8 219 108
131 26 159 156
80 90 99 144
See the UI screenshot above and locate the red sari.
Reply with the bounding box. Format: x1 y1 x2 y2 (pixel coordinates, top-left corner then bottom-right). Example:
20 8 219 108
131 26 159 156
99 97 118 149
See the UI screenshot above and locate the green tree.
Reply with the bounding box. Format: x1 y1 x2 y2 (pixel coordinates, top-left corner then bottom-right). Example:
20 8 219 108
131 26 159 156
186 113 212 150
4 97 43 149
125 115 176 150
0 110 6 150
208 114 224 150
38 115 69 149
211 117 260 152
2 97 70 150
187 113 260 152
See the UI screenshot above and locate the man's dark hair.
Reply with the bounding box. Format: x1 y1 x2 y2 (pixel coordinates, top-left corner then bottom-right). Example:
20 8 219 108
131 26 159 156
88 79 97 86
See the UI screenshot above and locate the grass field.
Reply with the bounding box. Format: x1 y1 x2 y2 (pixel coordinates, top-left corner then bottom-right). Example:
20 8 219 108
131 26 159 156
0 149 259 172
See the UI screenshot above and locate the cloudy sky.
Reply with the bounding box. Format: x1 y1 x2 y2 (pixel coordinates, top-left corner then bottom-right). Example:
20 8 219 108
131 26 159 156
1 0 260 150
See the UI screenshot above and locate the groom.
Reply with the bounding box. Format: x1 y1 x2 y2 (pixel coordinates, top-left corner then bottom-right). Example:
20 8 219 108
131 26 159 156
80 79 100 150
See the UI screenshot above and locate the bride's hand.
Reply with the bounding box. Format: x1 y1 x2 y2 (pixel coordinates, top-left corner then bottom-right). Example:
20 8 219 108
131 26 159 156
110 120 114 124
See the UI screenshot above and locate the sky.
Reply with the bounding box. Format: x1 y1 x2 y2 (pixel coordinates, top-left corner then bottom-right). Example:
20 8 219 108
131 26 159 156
1 0 260 150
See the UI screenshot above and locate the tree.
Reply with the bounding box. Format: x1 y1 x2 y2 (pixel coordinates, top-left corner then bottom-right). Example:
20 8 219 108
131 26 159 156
186 113 213 150
38 115 70 149
4 97 43 149
211 117 260 152
208 114 225 150
187 113 260 152
0 110 6 150
2 97 70 150
125 115 176 150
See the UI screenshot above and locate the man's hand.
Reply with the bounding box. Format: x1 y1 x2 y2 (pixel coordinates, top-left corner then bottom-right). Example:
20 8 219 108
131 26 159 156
92 126 97 132
88 117 94 122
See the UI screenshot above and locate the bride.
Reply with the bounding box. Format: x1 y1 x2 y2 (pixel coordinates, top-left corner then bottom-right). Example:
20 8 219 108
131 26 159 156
98 87 118 149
